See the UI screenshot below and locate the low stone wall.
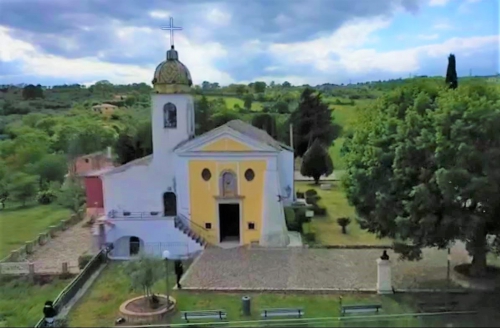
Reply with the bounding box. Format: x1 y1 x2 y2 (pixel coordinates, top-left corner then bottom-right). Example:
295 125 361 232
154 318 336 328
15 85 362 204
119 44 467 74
308 245 393 250
0 214 84 265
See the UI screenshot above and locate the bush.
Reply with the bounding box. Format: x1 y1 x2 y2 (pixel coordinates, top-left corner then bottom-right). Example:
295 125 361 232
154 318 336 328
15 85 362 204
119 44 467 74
303 232 316 243
304 189 318 197
36 190 57 204
78 254 94 270
296 191 305 199
284 207 299 231
337 217 352 234
312 205 327 216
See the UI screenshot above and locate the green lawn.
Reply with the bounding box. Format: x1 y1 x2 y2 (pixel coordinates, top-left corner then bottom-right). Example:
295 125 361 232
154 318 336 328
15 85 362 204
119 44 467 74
67 263 435 327
0 203 71 259
296 182 391 246
0 276 70 327
206 96 263 111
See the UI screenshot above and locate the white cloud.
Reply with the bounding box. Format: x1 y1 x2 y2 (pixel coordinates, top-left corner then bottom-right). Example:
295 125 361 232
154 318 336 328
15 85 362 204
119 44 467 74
149 11 171 19
433 22 454 30
417 33 440 40
206 8 232 26
428 0 451 6
0 25 234 85
266 19 499 76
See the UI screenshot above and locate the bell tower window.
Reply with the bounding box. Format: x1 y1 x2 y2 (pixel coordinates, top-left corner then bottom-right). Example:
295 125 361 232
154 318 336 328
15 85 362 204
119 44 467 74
163 102 177 128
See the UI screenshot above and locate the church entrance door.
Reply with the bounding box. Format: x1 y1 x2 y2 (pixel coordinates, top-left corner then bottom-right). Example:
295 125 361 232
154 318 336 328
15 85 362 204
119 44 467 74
218 203 240 243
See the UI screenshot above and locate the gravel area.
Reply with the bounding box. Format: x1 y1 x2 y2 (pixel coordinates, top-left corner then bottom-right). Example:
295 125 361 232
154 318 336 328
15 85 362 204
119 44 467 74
182 244 471 291
26 219 93 274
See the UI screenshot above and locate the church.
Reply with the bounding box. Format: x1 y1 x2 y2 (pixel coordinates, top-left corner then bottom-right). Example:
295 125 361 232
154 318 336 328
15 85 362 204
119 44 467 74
90 43 295 259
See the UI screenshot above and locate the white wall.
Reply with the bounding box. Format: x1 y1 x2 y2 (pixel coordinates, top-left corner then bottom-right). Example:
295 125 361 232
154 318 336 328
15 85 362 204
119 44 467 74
106 219 203 259
278 149 295 204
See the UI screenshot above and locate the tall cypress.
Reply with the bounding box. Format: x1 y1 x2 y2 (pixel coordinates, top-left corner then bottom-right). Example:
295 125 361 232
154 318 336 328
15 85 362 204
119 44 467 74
445 54 458 89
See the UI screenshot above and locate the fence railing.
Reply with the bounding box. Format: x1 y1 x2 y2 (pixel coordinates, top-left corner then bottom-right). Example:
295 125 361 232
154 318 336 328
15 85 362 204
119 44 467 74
34 249 107 327
107 210 167 219
177 214 217 245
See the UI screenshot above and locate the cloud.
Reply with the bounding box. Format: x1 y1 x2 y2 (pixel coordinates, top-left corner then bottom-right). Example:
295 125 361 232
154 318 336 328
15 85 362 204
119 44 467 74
417 33 440 40
432 22 454 30
428 0 450 6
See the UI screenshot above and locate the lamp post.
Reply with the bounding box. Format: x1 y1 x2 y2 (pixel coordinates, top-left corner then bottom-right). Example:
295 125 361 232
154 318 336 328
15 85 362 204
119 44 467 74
162 250 171 306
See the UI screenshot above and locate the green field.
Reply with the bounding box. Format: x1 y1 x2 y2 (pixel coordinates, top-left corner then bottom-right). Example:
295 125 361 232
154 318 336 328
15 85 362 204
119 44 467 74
0 276 70 327
0 203 71 259
296 181 390 246
206 96 263 111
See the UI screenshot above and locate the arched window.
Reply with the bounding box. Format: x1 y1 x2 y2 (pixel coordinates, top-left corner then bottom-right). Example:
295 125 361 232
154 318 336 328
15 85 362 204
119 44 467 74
163 103 177 128
129 236 141 256
163 192 177 216
220 171 237 197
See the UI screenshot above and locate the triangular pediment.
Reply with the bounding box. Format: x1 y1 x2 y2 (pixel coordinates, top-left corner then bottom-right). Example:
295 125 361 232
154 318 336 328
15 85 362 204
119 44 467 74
174 125 278 154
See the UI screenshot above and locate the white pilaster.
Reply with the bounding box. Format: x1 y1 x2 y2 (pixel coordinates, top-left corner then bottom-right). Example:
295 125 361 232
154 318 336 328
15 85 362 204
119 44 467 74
376 258 393 294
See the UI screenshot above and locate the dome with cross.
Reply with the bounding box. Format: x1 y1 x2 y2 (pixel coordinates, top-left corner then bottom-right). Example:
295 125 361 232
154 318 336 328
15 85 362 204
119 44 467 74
152 46 193 94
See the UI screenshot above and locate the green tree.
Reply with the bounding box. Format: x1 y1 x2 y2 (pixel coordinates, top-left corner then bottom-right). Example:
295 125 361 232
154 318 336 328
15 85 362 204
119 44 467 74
123 254 165 308
243 94 253 110
291 88 341 157
22 84 44 100
0 161 9 209
8 172 38 206
445 54 458 89
195 95 213 134
26 154 67 189
343 81 500 277
251 113 278 139
57 177 85 219
253 81 267 93
300 139 333 184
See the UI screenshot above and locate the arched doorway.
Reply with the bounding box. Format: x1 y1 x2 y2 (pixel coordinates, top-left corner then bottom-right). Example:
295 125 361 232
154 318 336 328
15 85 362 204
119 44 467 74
163 192 177 216
129 236 141 256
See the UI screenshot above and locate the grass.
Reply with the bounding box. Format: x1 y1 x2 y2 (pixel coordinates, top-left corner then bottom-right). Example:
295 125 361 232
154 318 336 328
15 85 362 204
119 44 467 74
67 263 440 327
206 96 263 111
0 276 71 327
0 202 71 259
295 182 391 246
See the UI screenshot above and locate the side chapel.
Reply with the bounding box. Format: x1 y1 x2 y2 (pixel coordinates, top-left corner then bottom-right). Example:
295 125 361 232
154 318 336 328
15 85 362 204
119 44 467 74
91 41 294 259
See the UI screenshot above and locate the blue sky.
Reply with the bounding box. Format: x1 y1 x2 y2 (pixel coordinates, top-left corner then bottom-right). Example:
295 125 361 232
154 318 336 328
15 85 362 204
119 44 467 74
0 0 497 86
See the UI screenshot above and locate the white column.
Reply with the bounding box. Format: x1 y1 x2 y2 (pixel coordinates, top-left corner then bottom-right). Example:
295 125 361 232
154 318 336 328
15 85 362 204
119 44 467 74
376 258 393 294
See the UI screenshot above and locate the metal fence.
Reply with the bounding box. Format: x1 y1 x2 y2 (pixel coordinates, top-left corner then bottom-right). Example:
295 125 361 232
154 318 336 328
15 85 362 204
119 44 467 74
34 249 107 327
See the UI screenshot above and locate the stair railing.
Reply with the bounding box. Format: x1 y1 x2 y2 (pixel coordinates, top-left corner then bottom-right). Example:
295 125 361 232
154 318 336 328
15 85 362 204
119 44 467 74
176 214 217 246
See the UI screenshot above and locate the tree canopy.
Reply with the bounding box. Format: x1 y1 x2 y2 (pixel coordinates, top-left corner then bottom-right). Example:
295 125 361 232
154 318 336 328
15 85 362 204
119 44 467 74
343 80 500 276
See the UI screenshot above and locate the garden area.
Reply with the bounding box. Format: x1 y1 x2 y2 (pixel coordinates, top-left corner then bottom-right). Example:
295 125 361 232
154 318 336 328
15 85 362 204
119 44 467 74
0 202 71 259
291 182 391 247
66 262 491 327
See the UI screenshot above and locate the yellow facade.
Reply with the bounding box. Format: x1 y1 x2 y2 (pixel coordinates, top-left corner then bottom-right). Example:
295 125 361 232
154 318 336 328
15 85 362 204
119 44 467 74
201 137 253 152
188 159 267 245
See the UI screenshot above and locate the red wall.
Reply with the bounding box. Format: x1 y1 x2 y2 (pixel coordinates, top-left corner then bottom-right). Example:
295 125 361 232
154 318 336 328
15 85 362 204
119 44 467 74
85 176 104 208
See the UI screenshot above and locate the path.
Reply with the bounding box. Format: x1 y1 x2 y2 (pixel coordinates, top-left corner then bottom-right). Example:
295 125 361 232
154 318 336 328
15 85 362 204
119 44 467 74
26 219 93 274
294 170 345 182
181 244 472 291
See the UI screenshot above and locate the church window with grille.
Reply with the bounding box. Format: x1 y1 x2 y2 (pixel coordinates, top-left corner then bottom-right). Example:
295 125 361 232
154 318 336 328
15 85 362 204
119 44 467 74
163 103 177 128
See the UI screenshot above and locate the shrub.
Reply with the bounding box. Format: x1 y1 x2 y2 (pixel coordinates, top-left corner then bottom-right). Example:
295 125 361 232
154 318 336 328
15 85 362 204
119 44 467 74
78 254 94 270
303 232 316 244
36 190 57 204
304 189 318 197
337 217 352 234
296 191 305 199
284 207 299 231
312 205 327 216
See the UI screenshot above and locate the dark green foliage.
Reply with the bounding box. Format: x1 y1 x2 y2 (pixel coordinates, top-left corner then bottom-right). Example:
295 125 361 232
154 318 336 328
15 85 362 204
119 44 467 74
243 94 253 110
291 88 341 157
312 205 327 216
22 84 44 100
253 81 267 93
296 191 305 199
304 189 318 197
78 254 94 269
300 139 334 184
251 113 278 139
336 217 352 234
114 121 152 165
8 172 38 206
194 95 213 134
445 54 458 89
284 206 298 231
36 189 57 205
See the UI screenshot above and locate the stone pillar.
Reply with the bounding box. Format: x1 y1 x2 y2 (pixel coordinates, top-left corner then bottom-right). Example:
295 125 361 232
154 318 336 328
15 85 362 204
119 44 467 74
377 258 393 294
62 262 69 275
38 233 46 245
25 241 34 254
29 262 35 282
48 226 57 238
10 250 19 262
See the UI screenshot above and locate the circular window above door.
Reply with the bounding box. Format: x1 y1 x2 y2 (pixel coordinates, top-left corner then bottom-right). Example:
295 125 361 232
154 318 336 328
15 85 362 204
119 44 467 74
201 168 212 181
244 169 255 181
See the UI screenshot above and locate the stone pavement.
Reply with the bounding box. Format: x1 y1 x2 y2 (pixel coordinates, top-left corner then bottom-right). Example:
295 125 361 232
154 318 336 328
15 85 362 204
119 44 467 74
181 245 473 291
26 219 93 274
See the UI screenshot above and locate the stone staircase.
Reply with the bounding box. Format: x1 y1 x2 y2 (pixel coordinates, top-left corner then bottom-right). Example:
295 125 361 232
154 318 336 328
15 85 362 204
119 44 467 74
174 216 210 247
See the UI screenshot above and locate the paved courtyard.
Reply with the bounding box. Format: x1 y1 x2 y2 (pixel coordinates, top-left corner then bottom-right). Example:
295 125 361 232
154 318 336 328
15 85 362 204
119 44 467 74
181 245 473 291
26 219 93 274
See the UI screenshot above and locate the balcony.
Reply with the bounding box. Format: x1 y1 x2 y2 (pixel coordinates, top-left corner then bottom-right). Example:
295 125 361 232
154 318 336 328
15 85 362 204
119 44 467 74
107 210 167 219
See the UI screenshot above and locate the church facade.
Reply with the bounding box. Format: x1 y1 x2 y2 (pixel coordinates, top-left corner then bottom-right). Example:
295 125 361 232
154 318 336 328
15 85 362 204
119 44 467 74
96 45 294 260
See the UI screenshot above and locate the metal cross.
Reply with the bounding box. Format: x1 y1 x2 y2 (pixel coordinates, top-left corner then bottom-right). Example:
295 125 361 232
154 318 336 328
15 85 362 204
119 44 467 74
160 17 182 48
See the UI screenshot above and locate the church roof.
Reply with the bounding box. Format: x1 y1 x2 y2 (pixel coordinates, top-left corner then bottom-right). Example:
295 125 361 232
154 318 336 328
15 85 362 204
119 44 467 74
174 119 293 152
100 155 153 177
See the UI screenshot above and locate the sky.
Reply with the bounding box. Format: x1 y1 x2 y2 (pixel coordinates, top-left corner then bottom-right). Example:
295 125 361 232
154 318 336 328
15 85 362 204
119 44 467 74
0 0 498 86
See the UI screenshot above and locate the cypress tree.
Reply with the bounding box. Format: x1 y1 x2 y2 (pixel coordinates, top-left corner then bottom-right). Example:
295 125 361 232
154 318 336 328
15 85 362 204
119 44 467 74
445 54 458 89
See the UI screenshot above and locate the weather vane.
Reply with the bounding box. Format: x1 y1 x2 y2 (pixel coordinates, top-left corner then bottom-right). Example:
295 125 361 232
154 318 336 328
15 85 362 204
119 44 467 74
160 17 182 48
